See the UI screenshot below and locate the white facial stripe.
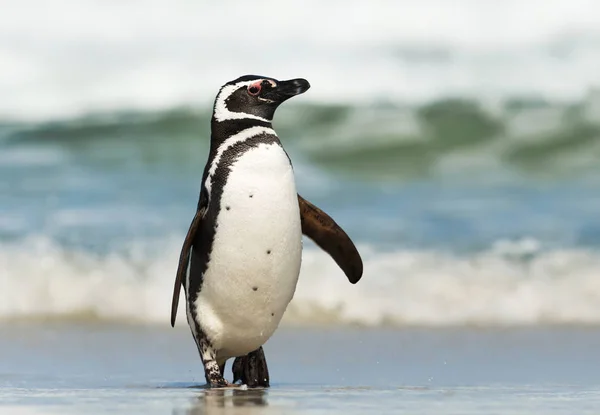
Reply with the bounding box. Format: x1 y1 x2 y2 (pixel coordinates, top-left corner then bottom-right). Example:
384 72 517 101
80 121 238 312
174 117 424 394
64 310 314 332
204 126 276 195
213 80 272 123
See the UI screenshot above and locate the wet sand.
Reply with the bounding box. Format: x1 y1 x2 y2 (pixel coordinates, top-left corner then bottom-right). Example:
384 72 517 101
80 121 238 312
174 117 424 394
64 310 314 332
1 324 599 414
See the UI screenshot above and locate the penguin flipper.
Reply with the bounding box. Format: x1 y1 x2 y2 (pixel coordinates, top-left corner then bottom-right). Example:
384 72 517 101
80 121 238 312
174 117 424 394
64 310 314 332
171 207 205 327
298 194 363 284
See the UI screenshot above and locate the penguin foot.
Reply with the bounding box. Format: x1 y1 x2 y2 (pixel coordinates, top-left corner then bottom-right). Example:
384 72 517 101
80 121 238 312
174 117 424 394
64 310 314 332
194 334 232 389
208 379 232 388
232 346 270 388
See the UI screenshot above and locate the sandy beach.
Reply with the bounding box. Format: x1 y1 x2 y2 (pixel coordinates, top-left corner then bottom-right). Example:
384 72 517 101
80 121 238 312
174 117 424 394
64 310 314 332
1 324 599 414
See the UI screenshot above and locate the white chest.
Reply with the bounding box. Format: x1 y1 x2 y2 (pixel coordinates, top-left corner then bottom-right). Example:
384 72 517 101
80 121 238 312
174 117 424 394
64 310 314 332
193 143 303 359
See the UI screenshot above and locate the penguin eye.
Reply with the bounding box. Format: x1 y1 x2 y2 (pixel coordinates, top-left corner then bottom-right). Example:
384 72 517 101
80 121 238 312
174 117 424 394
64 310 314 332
247 83 261 96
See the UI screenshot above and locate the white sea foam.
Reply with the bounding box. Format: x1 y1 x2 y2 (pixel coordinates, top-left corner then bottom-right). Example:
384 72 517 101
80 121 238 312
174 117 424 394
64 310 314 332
1 236 599 327
0 0 599 121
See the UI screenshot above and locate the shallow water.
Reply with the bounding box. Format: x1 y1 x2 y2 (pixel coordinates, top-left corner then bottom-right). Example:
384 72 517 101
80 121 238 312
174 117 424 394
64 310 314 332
2 1 600 327
1 325 599 414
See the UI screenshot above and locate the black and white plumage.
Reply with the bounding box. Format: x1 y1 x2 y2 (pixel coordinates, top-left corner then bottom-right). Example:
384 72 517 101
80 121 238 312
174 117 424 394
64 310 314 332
171 75 363 388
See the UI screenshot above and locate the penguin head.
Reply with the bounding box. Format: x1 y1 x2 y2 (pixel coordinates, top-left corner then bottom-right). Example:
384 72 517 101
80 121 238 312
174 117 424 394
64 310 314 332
212 75 310 123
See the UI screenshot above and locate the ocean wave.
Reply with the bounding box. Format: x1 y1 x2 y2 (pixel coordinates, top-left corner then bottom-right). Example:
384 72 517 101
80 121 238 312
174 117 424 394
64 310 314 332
1 236 599 327
3 95 600 180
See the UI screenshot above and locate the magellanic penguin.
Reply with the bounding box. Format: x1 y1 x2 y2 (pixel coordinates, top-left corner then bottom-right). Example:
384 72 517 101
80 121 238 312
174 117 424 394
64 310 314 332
171 75 363 388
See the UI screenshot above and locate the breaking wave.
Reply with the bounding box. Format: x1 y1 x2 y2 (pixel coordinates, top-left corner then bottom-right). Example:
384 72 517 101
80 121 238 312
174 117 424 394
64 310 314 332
1 236 599 327
3 92 600 181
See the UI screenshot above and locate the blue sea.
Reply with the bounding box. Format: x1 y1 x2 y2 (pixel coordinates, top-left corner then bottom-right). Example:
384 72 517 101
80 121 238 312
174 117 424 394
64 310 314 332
1 0 600 413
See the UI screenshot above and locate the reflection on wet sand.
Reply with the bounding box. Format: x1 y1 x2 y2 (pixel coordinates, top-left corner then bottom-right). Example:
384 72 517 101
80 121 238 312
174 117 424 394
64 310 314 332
186 388 286 414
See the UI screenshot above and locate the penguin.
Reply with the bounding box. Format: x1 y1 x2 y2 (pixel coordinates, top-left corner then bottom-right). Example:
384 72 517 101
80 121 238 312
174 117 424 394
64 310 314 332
171 75 363 388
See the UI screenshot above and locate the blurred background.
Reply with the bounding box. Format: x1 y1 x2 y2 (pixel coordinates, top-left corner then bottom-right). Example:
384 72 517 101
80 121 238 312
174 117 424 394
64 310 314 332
1 0 599 327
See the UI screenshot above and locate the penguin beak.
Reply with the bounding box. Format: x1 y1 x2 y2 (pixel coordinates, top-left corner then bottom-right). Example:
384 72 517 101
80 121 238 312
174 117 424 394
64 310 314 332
264 78 310 103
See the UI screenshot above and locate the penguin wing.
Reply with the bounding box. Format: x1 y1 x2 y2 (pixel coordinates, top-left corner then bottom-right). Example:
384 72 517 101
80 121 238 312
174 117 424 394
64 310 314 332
171 206 206 327
298 194 363 284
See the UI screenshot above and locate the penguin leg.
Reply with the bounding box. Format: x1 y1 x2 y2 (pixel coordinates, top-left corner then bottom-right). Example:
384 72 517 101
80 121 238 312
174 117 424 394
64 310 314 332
196 336 229 388
232 346 270 388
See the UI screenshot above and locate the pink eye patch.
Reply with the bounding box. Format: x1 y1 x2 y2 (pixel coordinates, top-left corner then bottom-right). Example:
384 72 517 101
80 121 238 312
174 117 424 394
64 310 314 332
247 81 262 95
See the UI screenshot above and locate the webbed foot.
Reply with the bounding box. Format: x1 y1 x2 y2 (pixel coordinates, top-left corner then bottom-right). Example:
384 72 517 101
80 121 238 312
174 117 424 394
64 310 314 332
232 346 270 388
